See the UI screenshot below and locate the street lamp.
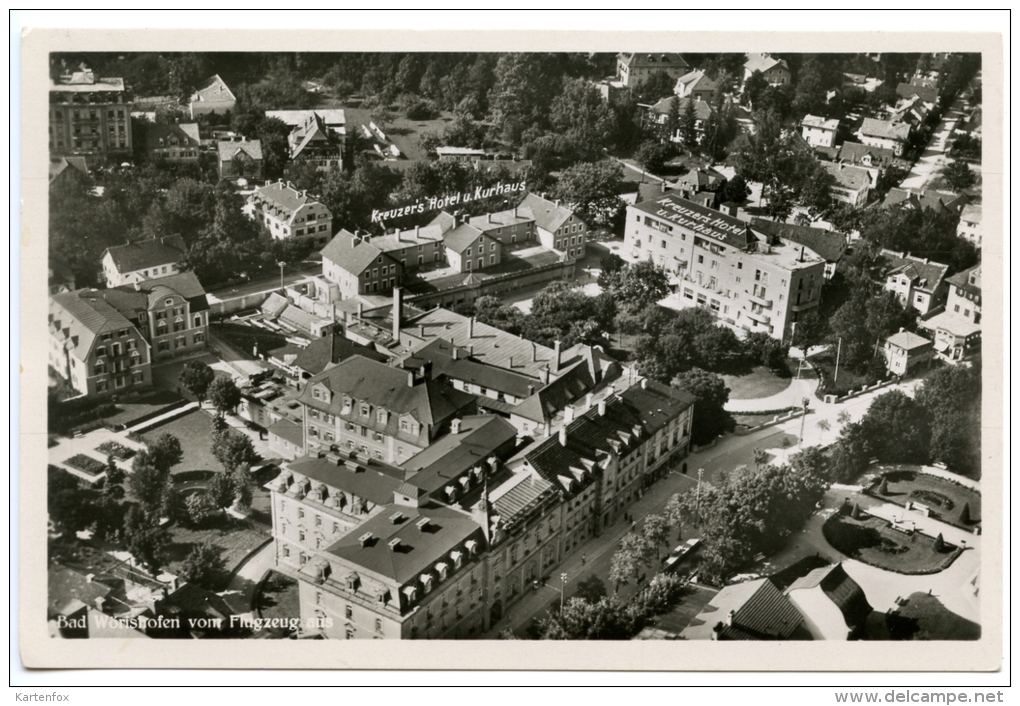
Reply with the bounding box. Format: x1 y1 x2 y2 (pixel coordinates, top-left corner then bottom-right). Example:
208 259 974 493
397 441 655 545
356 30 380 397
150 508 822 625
278 261 286 292
799 397 810 448
560 572 568 612
695 468 704 527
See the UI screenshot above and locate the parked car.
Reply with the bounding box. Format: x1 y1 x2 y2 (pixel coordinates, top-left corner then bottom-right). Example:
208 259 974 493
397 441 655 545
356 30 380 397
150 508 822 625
662 538 701 573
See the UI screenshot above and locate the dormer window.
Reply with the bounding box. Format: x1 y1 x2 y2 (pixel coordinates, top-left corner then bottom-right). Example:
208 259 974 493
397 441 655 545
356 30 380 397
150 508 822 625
165 299 174 307
361 404 370 417
436 562 449 581
377 409 387 424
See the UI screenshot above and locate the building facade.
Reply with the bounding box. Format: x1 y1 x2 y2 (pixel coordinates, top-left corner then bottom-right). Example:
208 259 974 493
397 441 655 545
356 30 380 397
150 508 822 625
883 330 934 376
189 75 235 118
744 53 791 86
144 123 201 163
249 181 333 246
801 115 840 149
918 265 981 363
49 67 133 165
101 235 187 289
881 250 949 316
217 139 263 181
617 53 689 87
626 193 826 341
957 204 982 249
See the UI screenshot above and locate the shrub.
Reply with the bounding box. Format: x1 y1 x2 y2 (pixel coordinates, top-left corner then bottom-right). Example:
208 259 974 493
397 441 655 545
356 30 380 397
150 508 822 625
64 454 107 477
96 441 136 460
959 501 972 525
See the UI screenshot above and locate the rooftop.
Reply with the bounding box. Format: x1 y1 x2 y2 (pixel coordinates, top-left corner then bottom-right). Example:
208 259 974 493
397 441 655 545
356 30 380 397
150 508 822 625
886 330 932 351
837 141 898 166
649 95 713 121
748 218 847 263
51 71 126 93
252 181 324 217
629 192 753 251
265 109 346 128
895 82 939 105
403 337 540 399
922 310 981 338
881 188 968 214
50 290 142 359
284 453 405 507
801 114 840 131
217 139 263 162
880 249 949 293
145 123 201 151
104 235 186 275
618 52 689 70
293 332 388 376
744 53 789 75
821 162 872 191
860 118 911 142
946 265 981 295
518 193 579 233
191 74 235 105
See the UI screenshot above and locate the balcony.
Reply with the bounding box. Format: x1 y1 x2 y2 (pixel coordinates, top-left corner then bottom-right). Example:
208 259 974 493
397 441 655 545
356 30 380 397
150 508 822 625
745 309 771 325
789 300 818 313
746 292 772 308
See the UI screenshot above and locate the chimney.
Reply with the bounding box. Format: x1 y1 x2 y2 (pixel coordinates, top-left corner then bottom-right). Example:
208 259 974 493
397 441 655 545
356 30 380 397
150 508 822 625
468 316 475 339
725 610 735 627
559 427 568 446
555 199 561 207
899 327 905 333
451 418 462 434
419 324 425 338
415 225 420 237
358 532 374 547
452 347 459 360
641 378 648 389
564 406 574 423
487 213 493 223
387 538 402 552
357 302 363 319
585 392 594 410
407 371 416 387
509 356 514 369
416 517 430 532
553 340 562 373
540 366 550 384
468 344 474 356
598 399 607 416
393 287 402 341
527 383 535 395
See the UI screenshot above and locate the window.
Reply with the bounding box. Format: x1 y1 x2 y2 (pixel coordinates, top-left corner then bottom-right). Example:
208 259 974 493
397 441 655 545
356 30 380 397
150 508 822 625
345 605 353 620
375 618 383 634
697 255 704 264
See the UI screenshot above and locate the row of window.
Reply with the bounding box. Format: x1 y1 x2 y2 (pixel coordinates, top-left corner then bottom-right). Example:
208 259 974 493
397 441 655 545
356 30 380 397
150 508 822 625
95 371 144 392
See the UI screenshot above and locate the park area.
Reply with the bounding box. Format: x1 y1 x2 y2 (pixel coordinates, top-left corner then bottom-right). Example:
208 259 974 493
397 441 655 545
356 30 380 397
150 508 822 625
139 409 224 475
255 571 302 637
867 469 981 529
164 514 270 590
822 512 961 575
722 365 793 401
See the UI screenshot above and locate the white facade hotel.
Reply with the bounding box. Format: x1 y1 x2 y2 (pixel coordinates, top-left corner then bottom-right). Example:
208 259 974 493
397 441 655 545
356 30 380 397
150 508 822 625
625 193 826 342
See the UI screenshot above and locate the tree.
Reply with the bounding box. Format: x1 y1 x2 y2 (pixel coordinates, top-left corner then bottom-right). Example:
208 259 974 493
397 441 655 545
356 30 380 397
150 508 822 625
721 174 750 204
817 418 831 442
488 54 561 145
959 502 972 525
879 476 890 495
933 533 945 552
608 532 651 592
128 456 171 512
641 513 672 560
636 140 672 174
940 160 977 193
915 364 981 476
126 526 172 573
178 541 225 590
159 479 187 525
664 95 681 143
102 456 126 501
602 260 670 313
742 331 788 370
858 390 931 464
573 576 608 604
549 78 617 161
851 502 863 520
178 361 216 404
208 471 238 510
678 97 699 150
210 428 260 474
231 467 256 510
634 70 676 103
742 70 769 109
553 160 624 230
208 376 242 418
663 493 686 540
836 410 852 427
186 492 217 526
673 368 733 446
829 422 872 485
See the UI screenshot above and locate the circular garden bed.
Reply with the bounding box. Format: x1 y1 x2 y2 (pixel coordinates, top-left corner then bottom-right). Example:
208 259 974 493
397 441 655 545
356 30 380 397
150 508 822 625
868 469 981 529
822 512 962 575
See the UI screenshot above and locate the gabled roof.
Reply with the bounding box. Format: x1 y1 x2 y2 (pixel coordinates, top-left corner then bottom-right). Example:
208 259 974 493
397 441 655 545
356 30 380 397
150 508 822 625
490 472 555 523
946 265 981 297
468 207 535 232
218 139 263 162
821 162 871 192
145 122 201 151
744 53 789 75
880 249 949 293
252 181 324 220
785 563 873 632
325 504 482 584
404 338 539 400
617 53 689 70
675 167 726 192
618 379 696 433
286 453 405 507
48 564 114 616
860 118 910 142
513 361 596 424
959 203 981 225
130 271 207 309
49 156 89 183
881 188 968 214
191 74 235 104
265 109 346 128
718 578 807 640
749 218 847 263
289 112 341 159
896 82 938 105
443 223 487 254
649 95 713 121
675 69 718 95
320 230 392 276
50 290 142 360
518 193 580 233
838 141 897 166
293 332 388 376
103 235 186 275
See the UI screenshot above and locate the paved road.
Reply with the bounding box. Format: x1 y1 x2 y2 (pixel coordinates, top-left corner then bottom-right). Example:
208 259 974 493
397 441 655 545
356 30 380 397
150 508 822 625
222 538 276 618
899 96 967 191
207 260 321 303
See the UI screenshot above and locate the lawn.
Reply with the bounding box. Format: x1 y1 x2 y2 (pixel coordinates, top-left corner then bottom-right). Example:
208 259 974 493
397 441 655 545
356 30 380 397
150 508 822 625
256 571 302 631
822 513 960 575
869 469 981 528
722 366 793 401
100 390 188 429
164 514 271 588
886 592 981 641
140 409 224 475
810 349 880 398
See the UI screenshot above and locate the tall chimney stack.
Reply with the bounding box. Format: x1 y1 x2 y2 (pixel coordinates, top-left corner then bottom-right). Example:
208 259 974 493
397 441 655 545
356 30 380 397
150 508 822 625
559 427 567 447
468 316 475 339
392 287 402 341
407 371 415 388
553 340 562 373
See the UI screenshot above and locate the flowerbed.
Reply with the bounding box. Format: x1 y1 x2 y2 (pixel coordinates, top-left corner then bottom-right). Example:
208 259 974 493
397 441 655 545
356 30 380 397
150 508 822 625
96 441 136 461
64 454 107 477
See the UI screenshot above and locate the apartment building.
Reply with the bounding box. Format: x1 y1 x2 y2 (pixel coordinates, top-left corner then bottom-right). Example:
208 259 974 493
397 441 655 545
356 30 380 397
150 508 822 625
801 115 840 149
918 264 981 363
49 66 133 164
249 180 333 246
617 53 689 87
626 193 826 341
101 235 187 289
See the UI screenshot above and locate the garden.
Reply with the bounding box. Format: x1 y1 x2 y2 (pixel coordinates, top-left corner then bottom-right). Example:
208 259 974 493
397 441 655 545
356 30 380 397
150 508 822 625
63 454 107 477
867 469 981 529
164 514 270 590
96 441 136 461
139 409 224 475
822 512 961 575
722 365 793 401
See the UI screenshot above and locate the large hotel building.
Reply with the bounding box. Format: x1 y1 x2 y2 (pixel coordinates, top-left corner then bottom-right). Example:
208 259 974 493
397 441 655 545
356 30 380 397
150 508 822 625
624 193 826 342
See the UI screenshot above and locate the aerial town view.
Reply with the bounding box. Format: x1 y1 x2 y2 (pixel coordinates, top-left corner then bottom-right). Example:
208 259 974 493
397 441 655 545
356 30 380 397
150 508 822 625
45 50 985 643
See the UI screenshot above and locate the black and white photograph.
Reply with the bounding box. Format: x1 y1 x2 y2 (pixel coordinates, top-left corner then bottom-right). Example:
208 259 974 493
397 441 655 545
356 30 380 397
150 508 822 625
15 17 1004 682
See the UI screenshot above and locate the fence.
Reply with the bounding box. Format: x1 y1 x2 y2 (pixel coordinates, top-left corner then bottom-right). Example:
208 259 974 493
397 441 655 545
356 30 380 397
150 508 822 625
733 407 810 435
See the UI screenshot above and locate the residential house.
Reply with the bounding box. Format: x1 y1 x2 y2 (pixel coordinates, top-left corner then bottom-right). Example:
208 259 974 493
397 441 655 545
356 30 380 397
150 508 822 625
837 142 902 175
92 272 209 362
617 53 689 88
895 82 939 107
821 162 872 207
674 167 727 204
918 265 981 363
674 70 718 104
49 65 133 164
283 112 344 171
957 204 982 248
748 219 847 280
189 75 236 118
48 155 89 188
800 115 840 149
648 96 713 146
145 123 201 163
217 139 263 181
299 354 477 465
858 118 911 156
49 290 152 398
320 230 407 300
743 53 791 87
249 180 333 247
518 193 588 259
289 332 388 385
883 330 934 376
627 192 827 342
881 188 968 215
443 224 502 273
100 235 187 289
880 250 950 316
467 207 537 247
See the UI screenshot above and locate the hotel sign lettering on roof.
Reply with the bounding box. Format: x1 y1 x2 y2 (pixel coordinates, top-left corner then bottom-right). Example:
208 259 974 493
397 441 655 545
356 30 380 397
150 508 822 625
651 197 747 243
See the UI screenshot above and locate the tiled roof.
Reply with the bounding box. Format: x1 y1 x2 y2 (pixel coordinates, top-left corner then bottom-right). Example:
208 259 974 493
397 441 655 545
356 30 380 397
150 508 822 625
468 207 534 231
286 453 405 507
288 112 341 159
919 310 981 338
144 123 201 151
491 472 555 522
959 204 981 225
618 53 688 70
785 564 873 631
252 181 323 219
513 361 595 424
321 230 391 276
50 290 141 360
860 118 910 142
299 355 476 443
838 141 897 166
880 249 949 293
675 167 726 192
325 504 482 584
881 188 968 214
104 235 186 274
398 415 518 495
749 218 847 263
218 139 263 162
675 70 718 94
720 578 807 640
886 331 932 351
268 416 305 449
192 74 235 104
518 193 579 234
629 192 754 251
129 271 208 311
443 223 487 254
744 53 789 74
265 109 346 127
821 162 871 191
649 95 713 121
404 338 540 399
896 82 938 104
801 114 839 132
618 379 696 433
946 265 981 297
293 333 387 376
48 564 113 616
